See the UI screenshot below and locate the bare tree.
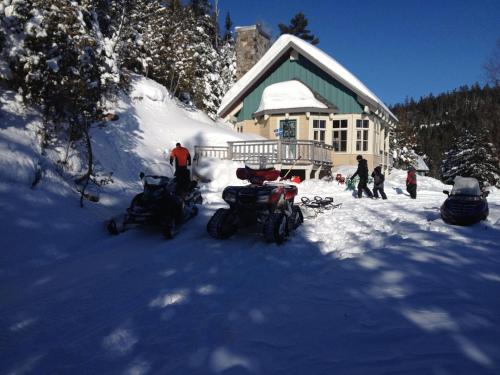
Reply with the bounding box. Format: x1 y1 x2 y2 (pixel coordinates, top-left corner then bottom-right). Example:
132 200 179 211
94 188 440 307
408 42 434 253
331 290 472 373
484 38 500 86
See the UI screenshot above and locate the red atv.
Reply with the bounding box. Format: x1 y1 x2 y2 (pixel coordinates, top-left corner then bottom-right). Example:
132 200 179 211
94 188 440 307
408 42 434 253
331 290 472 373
207 166 303 243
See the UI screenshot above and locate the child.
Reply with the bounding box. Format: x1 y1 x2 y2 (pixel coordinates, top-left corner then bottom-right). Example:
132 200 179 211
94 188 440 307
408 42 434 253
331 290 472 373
406 166 417 199
371 166 387 199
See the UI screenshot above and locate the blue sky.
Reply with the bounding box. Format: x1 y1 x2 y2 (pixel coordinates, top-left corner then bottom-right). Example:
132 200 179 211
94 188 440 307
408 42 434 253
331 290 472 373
217 0 500 105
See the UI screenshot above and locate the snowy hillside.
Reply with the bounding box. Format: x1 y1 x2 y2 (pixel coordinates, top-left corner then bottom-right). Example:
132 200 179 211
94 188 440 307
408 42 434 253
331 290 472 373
91 75 258 202
1 78 500 374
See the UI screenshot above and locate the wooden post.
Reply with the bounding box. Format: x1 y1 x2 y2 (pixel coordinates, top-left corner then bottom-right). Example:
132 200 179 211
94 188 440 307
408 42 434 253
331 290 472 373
227 142 233 160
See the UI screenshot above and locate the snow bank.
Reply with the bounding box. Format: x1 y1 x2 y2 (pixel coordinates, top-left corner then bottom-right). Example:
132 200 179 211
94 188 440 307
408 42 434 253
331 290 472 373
130 76 167 102
387 169 451 192
90 75 262 198
195 158 245 191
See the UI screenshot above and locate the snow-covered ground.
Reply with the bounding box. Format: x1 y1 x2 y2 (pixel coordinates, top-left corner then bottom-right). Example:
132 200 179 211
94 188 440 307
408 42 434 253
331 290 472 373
1 78 500 375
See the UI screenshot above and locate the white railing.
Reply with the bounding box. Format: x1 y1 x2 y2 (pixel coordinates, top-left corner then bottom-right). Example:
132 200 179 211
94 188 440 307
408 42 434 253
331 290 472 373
195 140 333 166
194 146 229 161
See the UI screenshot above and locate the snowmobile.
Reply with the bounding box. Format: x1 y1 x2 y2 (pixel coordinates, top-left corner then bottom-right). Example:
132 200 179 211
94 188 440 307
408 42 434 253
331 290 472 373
207 166 303 243
440 176 489 226
107 171 202 238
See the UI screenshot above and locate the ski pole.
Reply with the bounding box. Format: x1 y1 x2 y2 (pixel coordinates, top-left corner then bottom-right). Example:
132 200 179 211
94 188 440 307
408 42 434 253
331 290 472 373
281 155 302 180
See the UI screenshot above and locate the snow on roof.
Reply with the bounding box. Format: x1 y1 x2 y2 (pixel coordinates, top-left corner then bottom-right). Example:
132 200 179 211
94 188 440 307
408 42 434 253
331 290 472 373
255 80 327 114
219 34 398 122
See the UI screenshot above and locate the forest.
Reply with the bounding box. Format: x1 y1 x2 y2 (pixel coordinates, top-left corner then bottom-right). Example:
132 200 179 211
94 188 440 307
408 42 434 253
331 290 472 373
391 83 500 187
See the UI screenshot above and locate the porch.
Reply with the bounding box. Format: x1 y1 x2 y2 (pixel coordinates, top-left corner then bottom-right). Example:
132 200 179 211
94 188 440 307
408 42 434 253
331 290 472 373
194 140 333 180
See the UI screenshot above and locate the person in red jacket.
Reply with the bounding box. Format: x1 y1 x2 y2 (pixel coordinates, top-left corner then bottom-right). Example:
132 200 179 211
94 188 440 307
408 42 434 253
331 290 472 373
406 166 417 199
170 143 191 195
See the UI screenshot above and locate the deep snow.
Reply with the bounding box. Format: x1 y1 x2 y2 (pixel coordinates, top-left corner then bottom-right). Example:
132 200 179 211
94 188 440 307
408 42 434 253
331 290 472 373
1 77 500 375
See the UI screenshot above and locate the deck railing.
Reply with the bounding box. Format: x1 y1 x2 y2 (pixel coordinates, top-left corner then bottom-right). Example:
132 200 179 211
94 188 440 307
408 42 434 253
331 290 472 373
195 140 333 166
194 145 229 160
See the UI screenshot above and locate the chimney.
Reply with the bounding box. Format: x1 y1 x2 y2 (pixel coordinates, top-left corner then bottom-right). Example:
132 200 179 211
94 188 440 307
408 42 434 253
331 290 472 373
235 24 271 80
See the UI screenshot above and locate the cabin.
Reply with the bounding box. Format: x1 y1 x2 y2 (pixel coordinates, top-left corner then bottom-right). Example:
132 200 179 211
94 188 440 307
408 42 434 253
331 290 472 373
218 32 398 178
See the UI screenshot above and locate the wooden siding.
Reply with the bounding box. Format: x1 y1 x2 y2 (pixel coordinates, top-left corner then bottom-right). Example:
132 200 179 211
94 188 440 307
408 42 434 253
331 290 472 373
237 54 363 121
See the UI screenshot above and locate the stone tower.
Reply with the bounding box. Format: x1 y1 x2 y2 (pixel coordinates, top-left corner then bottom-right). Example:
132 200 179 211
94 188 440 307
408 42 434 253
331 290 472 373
235 25 271 80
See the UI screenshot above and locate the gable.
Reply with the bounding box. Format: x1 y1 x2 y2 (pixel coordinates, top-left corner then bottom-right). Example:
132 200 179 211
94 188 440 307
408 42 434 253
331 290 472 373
237 52 363 121
219 34 397 123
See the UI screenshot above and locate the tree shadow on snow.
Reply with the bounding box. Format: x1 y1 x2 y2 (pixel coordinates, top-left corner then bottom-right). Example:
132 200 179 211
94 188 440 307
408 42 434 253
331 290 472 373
3 189 500 375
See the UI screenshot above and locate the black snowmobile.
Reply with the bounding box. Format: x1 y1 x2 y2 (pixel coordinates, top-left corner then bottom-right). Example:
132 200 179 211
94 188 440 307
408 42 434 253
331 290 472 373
441 176 489 226
107 172 202 238
207 166 303 244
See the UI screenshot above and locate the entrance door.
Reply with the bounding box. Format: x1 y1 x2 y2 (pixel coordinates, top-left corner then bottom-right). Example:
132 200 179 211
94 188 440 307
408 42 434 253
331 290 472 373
279 119 297 159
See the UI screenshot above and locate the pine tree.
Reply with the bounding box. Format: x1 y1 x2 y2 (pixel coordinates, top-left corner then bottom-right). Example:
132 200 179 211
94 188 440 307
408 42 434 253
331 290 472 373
223 12 233 42
0 0 33 83
441 129 500 188
189 0 211 17
278 12 319 45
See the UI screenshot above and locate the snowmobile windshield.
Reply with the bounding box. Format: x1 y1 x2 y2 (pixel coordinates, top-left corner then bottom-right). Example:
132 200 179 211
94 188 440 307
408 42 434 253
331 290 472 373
451 176 481 196
144 176 170 186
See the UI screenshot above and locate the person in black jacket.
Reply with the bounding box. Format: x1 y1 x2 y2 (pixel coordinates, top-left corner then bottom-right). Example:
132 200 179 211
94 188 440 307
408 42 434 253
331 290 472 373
350 155 373 198
371 166 387 199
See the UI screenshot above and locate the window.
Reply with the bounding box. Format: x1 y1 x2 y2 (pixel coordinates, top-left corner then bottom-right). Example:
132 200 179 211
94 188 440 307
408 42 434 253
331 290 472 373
356 119 369 151
332 120 348 151
313 119 326 142
279 119 297 139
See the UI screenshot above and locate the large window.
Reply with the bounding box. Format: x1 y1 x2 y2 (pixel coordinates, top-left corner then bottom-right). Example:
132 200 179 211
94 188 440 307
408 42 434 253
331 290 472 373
332 120 348 151
356 119 369 151
313 119 326 142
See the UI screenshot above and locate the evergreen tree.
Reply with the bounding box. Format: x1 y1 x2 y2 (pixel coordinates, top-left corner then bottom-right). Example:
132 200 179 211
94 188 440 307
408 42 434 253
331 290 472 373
223 12 233 42
189 0 211 17
441 129 500 188
16 1 102 124
278 12 319 45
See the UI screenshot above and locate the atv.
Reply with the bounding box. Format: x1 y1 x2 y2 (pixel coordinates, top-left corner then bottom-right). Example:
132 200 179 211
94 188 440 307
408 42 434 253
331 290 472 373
107 171 202 238
441 176 489 226
207 166 303 243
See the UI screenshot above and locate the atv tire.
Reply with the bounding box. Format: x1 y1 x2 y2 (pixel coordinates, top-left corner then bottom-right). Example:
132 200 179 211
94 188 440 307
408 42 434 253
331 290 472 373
263 212 287 244
287 206 303 234
207 208 237 239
